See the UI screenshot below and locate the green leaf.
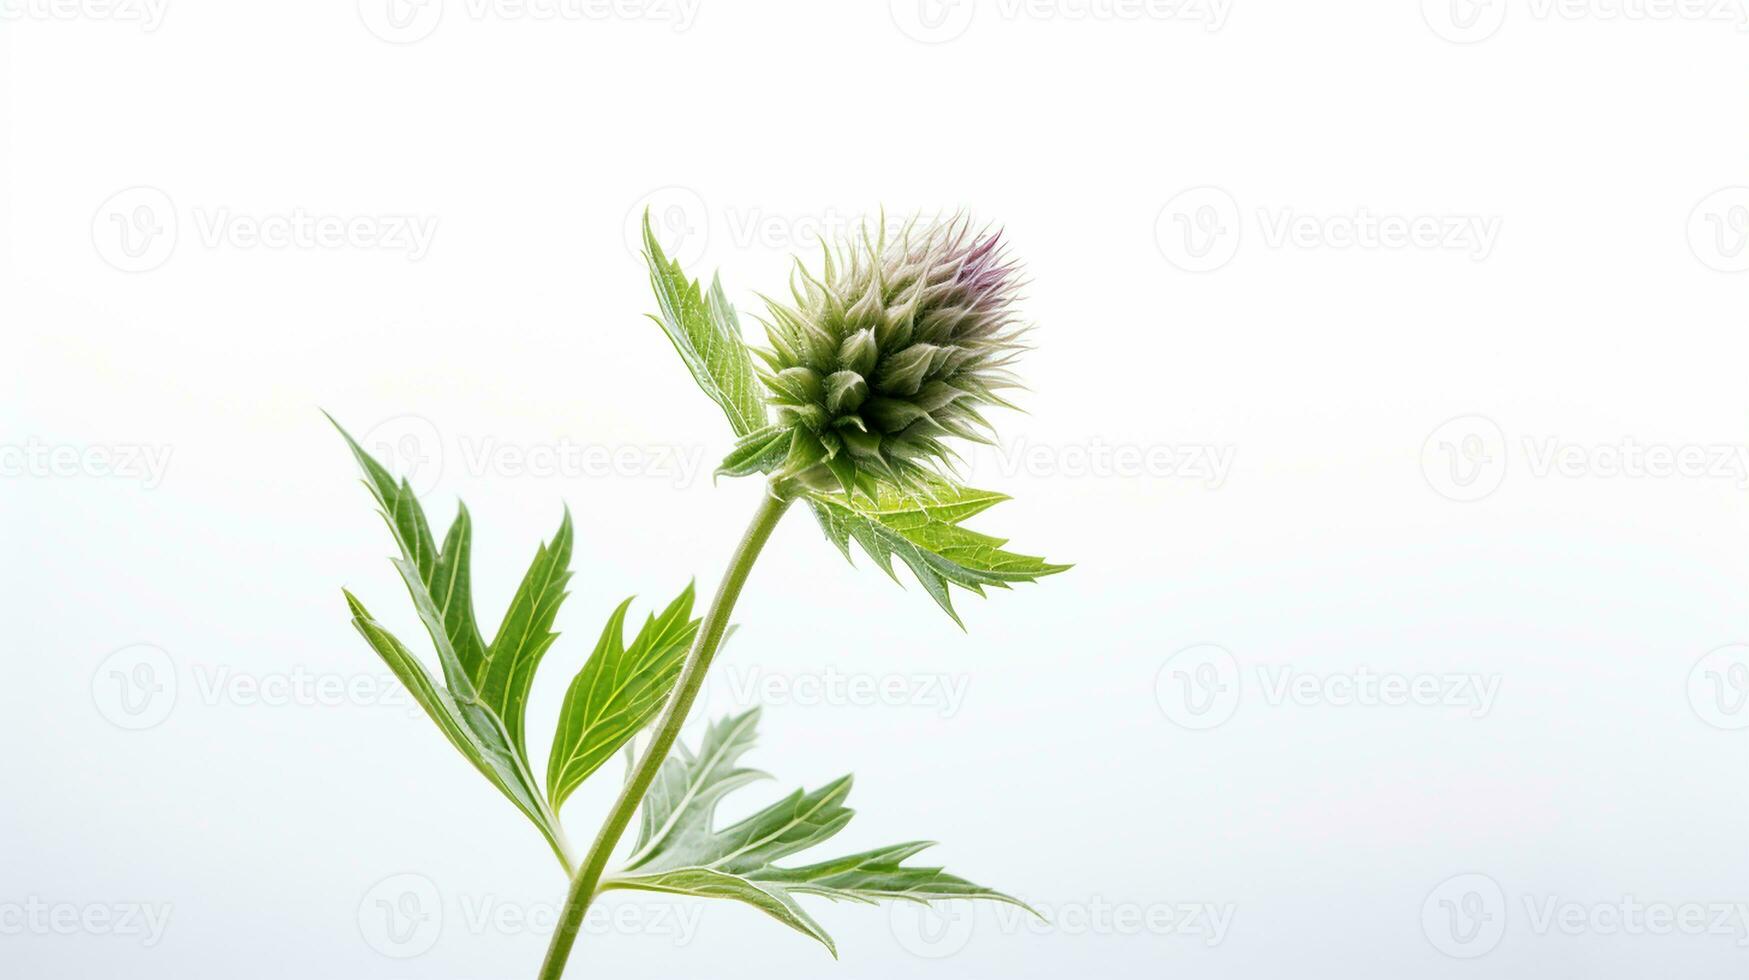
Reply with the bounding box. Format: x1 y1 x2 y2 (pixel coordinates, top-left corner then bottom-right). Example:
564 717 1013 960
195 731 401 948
805 479 1069 627
546 585 700 812
643 212 768 439
430 503 491 686
605 710 1031 958
477 512 574 757
345 590 571 870
329 416 574 871
716 423 792 479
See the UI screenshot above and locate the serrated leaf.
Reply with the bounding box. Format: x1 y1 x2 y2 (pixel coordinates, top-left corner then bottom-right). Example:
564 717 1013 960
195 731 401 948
546 585 701 811
643 212 768 439
345 590 571 869
606 866 836 954
716 423 791 479
430 503 491 685
330 417 574 870
605 710 1031 957
805 479 1069 627
476 512 573 757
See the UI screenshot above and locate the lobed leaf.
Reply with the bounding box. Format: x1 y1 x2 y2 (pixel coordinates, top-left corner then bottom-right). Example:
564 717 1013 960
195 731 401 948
331 417 584 870
345 590 570 869
805 479 1069 627
605 710 1031 957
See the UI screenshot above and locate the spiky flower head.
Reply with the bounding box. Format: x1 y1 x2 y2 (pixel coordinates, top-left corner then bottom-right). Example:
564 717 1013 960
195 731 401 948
757 214 1028 497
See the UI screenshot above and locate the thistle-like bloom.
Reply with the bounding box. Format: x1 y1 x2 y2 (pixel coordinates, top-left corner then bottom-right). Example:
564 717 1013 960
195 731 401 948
757 214 1028 496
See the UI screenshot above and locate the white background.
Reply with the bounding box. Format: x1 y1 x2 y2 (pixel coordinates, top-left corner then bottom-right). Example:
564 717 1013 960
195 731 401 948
4 1 1748 977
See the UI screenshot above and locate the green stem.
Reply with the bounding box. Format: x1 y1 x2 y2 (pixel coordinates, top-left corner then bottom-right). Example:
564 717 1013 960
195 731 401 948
536 486 793 980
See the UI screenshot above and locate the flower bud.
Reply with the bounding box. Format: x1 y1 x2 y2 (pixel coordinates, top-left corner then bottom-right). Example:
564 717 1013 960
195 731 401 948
757 213 1028 496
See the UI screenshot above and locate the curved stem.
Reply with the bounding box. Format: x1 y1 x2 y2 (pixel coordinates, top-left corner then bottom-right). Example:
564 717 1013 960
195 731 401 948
537 486 793 980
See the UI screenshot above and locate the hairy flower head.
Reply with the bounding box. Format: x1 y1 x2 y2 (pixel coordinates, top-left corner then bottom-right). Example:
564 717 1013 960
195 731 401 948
757 214 1028 496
